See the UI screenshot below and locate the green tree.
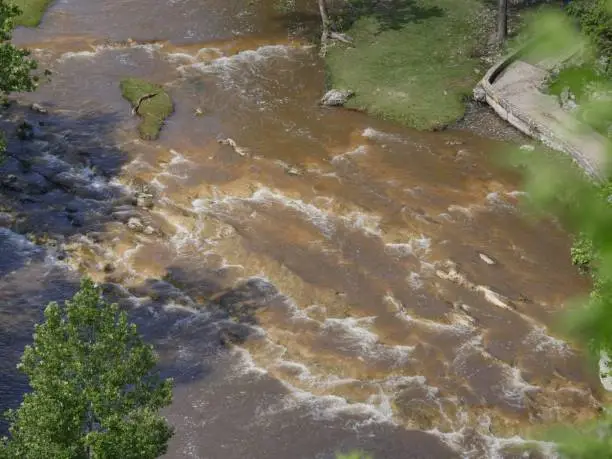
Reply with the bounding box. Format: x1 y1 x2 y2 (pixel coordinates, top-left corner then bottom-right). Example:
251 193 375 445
566 0 612 68
0 0 37 96
0 278 174 459
507 2 612 456
0 0 38 159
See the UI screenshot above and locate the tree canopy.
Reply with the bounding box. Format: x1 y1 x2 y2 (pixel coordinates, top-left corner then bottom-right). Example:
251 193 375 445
0 278 174 459
0 0 36 96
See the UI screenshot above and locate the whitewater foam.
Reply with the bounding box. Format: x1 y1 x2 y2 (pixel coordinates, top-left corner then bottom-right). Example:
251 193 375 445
330 145 368 165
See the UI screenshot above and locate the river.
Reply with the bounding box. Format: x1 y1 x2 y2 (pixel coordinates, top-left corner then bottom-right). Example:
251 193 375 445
0 0 605 457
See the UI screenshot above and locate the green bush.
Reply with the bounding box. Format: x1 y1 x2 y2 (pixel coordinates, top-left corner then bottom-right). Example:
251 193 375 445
567 0 612 67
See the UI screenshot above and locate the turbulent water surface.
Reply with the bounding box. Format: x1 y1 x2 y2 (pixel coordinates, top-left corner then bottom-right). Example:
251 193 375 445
0 0 606 457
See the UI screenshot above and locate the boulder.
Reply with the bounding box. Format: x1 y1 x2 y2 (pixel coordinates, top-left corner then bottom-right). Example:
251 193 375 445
31 103 48 114
127 217 144 232
560 86 578 112
473 84 487 103
320 89 354 107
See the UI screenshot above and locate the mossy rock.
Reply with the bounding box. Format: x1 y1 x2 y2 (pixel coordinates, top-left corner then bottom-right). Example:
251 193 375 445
120 78 173 141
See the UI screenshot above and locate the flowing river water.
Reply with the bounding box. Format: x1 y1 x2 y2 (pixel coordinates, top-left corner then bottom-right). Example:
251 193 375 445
0 0 607 457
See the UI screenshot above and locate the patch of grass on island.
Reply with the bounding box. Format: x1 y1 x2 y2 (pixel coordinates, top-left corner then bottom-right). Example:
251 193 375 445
120 78 173 141
326 0 491 130
12 0 54 27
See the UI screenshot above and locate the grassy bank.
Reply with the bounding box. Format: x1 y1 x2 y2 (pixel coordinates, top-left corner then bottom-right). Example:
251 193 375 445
325 0 492 130
119 78 173 141
12 0 53 27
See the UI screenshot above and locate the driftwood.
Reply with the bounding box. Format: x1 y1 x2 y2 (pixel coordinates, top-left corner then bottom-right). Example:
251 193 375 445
217 138 249 157
320 31 355 57
329 32 354 45
131 92 160 115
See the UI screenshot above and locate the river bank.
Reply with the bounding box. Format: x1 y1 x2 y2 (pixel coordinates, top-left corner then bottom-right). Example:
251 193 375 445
323 0 568 131
13 0 53 27
324 0 497 130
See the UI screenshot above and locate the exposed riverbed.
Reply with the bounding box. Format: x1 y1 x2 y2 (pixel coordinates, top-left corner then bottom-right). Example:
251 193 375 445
0 0 606 457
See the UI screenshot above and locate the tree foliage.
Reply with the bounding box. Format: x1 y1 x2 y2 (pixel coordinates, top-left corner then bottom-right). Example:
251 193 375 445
0 278 174 459
508 3 612 457
0 0 37 96
567 0 612 67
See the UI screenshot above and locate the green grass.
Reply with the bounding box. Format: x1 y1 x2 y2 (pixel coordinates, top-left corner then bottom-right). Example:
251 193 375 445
119 78 174 141
326 0 491 130
12 0 54 27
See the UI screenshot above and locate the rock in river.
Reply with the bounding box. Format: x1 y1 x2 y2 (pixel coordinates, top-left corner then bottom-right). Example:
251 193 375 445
320 89 354 107
127 217 144 232
136 192 154 208
31 103 48 114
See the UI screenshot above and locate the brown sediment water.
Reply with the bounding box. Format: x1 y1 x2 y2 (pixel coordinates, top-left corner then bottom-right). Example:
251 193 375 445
0 0 605 457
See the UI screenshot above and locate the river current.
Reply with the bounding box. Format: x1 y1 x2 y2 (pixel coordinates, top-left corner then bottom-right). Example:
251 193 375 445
0 0 606 457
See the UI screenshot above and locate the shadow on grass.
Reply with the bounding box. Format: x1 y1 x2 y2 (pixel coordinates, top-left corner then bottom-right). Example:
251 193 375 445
339 0 444 32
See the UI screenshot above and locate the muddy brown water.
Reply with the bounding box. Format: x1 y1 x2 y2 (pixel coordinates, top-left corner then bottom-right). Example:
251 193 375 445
0 0 605 457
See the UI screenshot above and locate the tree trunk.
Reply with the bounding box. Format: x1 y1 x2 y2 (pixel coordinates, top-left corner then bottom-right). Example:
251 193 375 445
496 0 508 45
318 0 331 56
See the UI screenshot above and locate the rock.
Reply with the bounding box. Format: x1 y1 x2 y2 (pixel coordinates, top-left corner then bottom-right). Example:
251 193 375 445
16 121 34 140
473 84 487 103
478 252 497 265
519 144 535 152
136 192 154 208
455 149 469 160
103 263 115 273
30 103 48 114
67 213 84 227
218 138 248 157
52 171 88 189
285 166 302 176
320 89 354 107
560 86 578 112
20 172 52 194
1 174 25 192
127 217 144 232
0 212 14 227
219 323 251 347
143 225 155 235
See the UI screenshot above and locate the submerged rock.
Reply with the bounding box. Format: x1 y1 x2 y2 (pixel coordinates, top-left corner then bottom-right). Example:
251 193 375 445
136 192 154 208
127 217 144 232
0 211 14 227
15 121 34 140
478 252 497 265
285 166 302 176
30 103 48 114
320 89 354 107
218 138 248 157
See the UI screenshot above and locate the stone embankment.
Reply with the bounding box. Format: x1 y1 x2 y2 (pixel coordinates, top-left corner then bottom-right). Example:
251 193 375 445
475 44 609 180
